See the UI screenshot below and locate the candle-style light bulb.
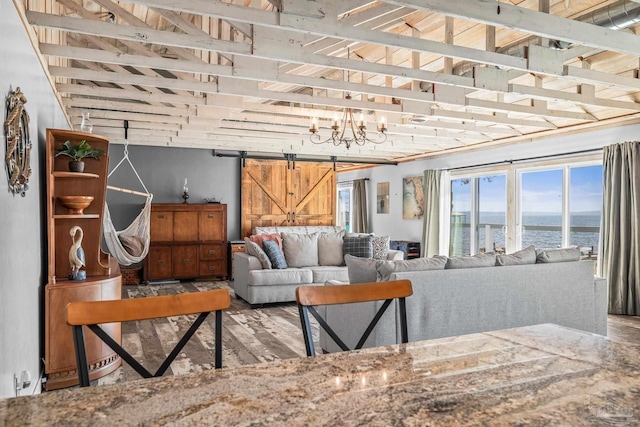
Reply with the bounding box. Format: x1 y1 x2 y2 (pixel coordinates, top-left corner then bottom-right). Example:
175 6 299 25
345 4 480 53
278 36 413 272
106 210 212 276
310 117 318 133
358 113 365 128
378 115 387 132
183 178 188 192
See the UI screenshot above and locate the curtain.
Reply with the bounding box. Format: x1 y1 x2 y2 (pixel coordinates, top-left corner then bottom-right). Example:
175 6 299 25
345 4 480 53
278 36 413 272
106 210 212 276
599 141 640 315
421 170 441 257
352 179 369 233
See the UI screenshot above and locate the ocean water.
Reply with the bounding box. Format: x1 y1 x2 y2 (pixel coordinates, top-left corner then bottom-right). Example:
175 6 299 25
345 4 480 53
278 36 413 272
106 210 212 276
451 212 600 256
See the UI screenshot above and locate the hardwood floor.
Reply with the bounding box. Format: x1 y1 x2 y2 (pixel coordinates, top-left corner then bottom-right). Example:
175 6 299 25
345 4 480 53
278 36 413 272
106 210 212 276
98 280 310 386
98 281 640 386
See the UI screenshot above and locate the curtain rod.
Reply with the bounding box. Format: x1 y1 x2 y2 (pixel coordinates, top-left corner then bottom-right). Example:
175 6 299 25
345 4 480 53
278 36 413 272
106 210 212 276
338 178 370 184
446 148 603 171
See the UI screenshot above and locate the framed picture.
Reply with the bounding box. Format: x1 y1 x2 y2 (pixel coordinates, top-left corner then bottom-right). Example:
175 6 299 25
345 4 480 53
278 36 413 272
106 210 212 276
403 176 425 219
377 182 389 214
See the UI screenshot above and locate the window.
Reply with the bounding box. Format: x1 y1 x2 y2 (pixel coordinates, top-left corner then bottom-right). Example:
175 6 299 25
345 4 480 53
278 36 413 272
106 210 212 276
449 174 506 256
450 178 471 256
520 169 563 249
569 165 602 257
448 160 602 258
337 185 352 232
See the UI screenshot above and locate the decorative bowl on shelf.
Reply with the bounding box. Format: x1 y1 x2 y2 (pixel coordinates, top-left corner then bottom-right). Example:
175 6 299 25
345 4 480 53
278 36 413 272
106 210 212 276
58 195 94 215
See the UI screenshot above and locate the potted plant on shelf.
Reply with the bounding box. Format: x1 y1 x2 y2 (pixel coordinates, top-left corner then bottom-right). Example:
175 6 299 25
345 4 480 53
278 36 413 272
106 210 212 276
55 140 104 172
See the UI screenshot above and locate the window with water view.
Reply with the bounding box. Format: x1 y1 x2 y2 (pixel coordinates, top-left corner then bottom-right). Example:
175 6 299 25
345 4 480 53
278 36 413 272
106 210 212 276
449 163 602 258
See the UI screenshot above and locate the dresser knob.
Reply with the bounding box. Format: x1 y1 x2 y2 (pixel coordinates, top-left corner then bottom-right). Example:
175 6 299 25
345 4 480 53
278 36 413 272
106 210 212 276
208 265 216 271
157 260 164 265
208 250 216 255
183 259 190 264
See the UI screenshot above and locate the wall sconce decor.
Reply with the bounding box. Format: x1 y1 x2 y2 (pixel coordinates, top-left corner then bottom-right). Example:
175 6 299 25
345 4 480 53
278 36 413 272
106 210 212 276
4 87 32 196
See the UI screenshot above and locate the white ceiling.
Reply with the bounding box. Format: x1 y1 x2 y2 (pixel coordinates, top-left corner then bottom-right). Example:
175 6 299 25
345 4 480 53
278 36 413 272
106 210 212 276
15 0 640 168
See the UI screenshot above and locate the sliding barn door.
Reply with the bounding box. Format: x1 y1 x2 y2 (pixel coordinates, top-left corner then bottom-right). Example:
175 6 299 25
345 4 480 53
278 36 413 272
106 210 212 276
241 159 336 237
290 162 336 226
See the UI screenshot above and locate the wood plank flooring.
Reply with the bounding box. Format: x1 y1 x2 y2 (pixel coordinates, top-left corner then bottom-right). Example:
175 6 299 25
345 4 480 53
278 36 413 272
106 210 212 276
98 281 640 386
98 281 312 386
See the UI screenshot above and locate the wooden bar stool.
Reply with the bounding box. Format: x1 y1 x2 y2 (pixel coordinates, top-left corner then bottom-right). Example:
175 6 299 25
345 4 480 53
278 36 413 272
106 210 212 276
66 289 230 387
296 280 413 357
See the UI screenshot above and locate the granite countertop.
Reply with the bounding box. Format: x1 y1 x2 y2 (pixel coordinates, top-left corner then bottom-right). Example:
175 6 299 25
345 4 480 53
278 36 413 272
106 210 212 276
2 324 639 426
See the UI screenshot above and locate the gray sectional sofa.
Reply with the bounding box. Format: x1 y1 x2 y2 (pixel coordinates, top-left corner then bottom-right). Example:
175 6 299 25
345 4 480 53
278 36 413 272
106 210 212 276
320 259 607 352
233 225 403 306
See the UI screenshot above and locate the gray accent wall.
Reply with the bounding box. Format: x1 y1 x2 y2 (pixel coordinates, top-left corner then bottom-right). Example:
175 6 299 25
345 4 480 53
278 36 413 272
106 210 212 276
0 2 69 398
106 145 241 242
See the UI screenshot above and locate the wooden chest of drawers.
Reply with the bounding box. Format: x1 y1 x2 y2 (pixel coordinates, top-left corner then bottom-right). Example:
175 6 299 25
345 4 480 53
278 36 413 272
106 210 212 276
144 204 228 282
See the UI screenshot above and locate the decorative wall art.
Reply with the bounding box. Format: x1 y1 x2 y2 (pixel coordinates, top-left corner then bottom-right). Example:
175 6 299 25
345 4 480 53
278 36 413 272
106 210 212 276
403 176 425 220
377 182 389 214
4 87 32 196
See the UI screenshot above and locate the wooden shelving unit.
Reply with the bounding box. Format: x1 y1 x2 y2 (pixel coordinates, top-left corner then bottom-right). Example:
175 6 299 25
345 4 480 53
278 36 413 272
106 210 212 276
44 129 122 390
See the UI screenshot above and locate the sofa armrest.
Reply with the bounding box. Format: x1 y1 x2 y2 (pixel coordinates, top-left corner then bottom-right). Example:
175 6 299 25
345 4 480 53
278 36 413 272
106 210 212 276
235 252 262 271
387 250 404 260
594 276 608 336
233 252 262 302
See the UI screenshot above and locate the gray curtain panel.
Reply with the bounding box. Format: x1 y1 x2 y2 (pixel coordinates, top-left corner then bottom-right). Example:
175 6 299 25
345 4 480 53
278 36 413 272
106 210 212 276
421 170 441 257
353 179 369 233
599 141 640 315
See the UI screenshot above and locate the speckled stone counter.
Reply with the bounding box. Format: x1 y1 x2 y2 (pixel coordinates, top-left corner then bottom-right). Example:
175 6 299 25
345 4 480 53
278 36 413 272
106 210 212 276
2 324 639 426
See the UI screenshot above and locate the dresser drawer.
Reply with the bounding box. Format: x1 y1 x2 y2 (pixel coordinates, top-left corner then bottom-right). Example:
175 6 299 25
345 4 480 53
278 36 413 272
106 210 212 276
200 260 226 276
200 243 225 260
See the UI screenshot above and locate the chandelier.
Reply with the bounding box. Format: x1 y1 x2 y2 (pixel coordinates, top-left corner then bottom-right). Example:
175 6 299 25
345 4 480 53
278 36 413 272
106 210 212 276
309 94 387 150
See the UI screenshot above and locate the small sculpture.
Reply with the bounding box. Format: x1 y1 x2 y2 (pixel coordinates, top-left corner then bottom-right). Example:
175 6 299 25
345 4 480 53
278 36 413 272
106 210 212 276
68 226 86 280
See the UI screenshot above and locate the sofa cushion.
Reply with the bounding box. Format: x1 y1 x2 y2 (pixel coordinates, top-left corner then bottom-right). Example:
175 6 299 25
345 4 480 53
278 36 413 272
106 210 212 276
372 235 390 260
282 232 319 267
318 230 346 266
263 240 288 269
250 233 282 250
496 245 536 266
244 237 272 269
445 252 496 269
377 256 448 281
307 266 349 283
345 254 382 283
536 247 581 263
247 268 312 286
344 235 374 259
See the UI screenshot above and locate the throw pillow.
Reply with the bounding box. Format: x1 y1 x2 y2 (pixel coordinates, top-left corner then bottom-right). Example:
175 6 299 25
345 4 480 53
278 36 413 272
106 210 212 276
318 230 346 266
249 233 283 250
536 247 581 263
345 254 381 283
377 255 448 281
372 235 390 260
244 237 272 269
281 232 319 268
119 235 144 257
262 240 288 269
495 245 536 266
445 252 496 269
343 235 374 259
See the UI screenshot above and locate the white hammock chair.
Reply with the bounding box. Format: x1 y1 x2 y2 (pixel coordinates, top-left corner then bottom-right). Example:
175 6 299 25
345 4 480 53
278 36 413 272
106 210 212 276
103 141 153 266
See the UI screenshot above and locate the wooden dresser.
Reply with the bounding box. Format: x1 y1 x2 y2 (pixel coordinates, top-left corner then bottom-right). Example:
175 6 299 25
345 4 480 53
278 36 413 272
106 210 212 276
144 204 228 282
